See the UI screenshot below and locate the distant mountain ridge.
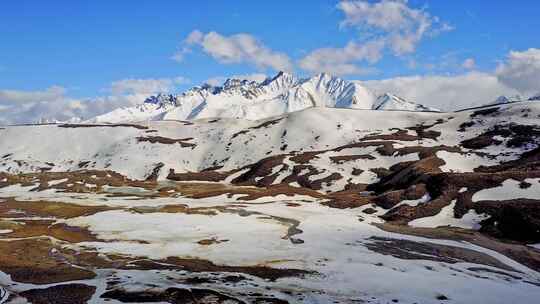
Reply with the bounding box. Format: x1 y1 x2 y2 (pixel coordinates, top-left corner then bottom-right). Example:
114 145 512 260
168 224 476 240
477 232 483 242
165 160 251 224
88 72 440 123
488 93 540 106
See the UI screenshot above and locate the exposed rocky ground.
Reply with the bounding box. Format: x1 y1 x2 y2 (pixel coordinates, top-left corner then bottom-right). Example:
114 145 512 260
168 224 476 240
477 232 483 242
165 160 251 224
0 101 539 303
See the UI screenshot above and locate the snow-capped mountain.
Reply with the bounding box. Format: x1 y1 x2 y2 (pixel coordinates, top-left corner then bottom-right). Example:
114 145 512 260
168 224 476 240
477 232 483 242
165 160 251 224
476 93 540 110
89 72 439 123
489 95 524 105
2 95 540 304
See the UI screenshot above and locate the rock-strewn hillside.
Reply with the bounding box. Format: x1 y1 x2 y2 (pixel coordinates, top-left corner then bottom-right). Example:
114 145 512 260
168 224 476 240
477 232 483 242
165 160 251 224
0 100 539 303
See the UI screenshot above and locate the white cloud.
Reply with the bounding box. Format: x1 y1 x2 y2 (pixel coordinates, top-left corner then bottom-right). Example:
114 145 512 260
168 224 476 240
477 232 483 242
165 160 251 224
364 72 517 111
176 31 293 72
0 86 66 104
0 76 191 124
299 40 384 75
171 30 204 62
3 47 537 124
337 0 451 55
299 0 452 75
496 48 540 94
110 77 190 95
171 51 187 63
185 30 204 45
0 85 149 125
204 77 226 87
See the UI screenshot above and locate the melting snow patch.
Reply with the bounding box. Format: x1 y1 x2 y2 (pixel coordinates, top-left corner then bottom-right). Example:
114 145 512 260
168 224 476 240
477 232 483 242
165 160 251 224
64 210 289 264
47 178 69 186
437 151 498 173
472 178 540 202
223 168 249 184
529 243 540 250
409 200 488 229
394 193 431 208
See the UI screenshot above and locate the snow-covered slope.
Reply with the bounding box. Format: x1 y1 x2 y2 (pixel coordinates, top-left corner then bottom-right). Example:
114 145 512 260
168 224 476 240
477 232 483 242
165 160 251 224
2 101 538 183
89 72 439 123
2 100 540 304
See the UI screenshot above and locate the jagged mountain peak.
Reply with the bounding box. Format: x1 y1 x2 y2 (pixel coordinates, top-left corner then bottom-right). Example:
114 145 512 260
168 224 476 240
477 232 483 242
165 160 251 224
262 71 298 90
309 72 334 81
373 93 405 109
222 78 256 90
479 93 540 108
493 95 511 104
270 70 295 81
304 72 348 88
144 93 177 105
90 72 438 123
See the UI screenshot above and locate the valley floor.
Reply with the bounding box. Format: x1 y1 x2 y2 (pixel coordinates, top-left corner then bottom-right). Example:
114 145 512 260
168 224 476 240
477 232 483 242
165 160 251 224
0 174 539 304
1 103 540 303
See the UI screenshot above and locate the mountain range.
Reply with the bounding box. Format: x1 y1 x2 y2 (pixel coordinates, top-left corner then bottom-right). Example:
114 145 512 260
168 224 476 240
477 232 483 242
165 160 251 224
89 72 440 123
1 72 540 303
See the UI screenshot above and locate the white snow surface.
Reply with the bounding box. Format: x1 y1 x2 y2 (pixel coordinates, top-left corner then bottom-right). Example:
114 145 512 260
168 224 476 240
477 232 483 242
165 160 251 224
472 178 540 202
1 185 538 304
409 200 488 229
89 72 439 123
1 102 539 187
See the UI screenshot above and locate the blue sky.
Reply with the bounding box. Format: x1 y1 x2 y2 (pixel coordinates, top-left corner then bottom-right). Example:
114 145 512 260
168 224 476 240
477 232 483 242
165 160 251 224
0 0 539 123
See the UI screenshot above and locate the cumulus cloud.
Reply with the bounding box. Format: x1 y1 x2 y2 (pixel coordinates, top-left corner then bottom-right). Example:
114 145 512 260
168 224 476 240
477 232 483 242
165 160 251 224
0 76 191 125
364 72 517 111
3 47 538 123
299 0 452 75
0 86 149 125
0 86 80 124
338 0 438 55
496 48 540 94
175 31 293 72
110 76 190 95
299 40 384 75
0 86 66 104
204 77 226 87
171 30 204 62
185 30 204 45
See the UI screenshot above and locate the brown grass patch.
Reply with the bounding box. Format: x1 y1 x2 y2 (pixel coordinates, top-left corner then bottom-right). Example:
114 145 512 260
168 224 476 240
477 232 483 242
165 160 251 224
130 257 311 281
0 198 113 219
0 238 96 284
1 219 97 243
